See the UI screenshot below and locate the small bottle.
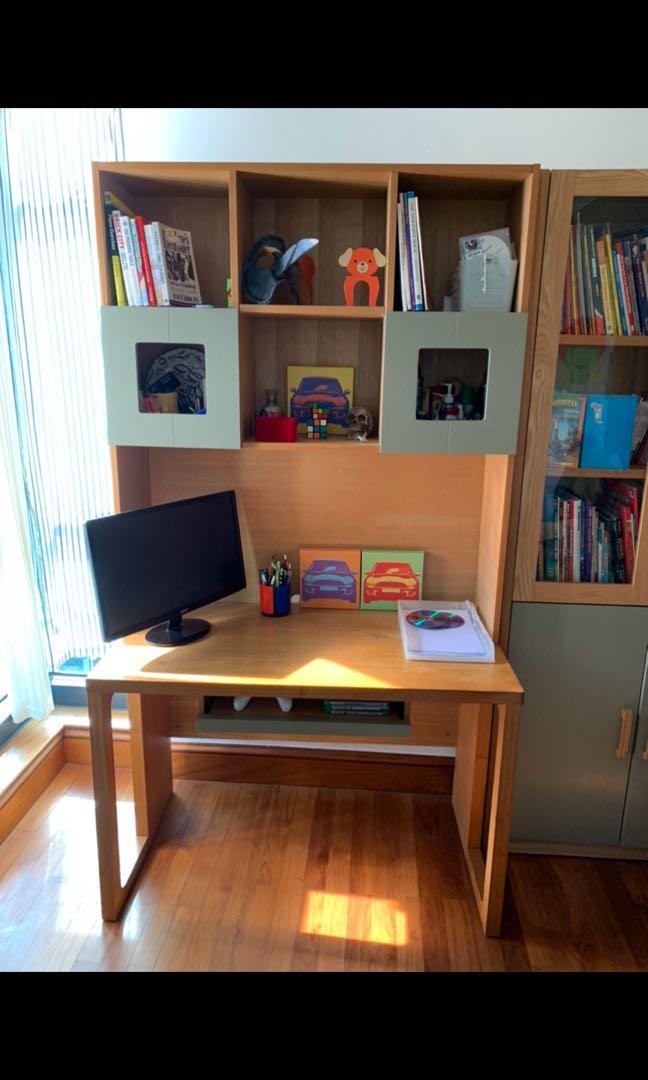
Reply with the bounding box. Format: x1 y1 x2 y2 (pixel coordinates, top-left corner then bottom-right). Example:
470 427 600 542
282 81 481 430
260 389 282 417
440 382 460 420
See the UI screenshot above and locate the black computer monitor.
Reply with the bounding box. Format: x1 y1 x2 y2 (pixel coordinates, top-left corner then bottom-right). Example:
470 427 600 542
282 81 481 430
85 490 246 646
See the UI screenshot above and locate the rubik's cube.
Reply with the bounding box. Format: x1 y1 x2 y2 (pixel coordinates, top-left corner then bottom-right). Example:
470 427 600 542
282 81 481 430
307 403 329 440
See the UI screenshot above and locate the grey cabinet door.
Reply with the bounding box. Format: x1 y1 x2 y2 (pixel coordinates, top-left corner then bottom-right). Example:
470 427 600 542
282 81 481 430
621 647 648 849
380 312 527 454
509 603 648 846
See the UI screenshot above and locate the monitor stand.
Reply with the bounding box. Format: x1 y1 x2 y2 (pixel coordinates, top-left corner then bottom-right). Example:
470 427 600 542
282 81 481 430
145 612 210 646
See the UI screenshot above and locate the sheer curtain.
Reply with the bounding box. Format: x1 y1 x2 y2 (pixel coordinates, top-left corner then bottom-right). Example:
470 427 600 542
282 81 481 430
0 284 53 723
0 108 125 677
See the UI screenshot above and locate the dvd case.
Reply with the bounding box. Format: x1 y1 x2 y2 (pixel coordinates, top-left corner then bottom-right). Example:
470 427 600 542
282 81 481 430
397 600 495 662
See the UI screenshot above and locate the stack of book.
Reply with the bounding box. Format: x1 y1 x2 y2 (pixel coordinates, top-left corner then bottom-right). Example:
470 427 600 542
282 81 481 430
322 700 391 717
397 191 431 311
538 480 642 583
104 190 201 307
562 217 648 335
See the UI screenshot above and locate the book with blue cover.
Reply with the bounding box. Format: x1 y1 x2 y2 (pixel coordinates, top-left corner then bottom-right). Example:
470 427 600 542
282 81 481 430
580 395 639 469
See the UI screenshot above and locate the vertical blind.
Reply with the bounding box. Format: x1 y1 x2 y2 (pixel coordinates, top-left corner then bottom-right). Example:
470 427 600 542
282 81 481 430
0 109 125 671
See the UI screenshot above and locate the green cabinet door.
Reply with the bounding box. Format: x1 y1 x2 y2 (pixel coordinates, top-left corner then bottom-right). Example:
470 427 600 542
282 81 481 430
621 647 648 849
509 602 648 846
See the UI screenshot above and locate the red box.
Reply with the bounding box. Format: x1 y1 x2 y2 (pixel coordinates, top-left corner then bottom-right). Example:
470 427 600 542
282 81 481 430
254 416 298 442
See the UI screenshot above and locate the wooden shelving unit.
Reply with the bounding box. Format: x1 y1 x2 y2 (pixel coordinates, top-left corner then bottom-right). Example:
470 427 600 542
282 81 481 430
513 170 648 607
93 159 543 691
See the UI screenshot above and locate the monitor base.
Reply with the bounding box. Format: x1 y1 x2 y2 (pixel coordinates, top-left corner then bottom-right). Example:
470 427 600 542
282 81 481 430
145 616 210 646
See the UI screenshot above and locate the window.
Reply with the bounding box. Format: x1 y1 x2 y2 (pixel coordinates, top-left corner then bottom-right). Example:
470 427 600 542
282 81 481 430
0 108 125 674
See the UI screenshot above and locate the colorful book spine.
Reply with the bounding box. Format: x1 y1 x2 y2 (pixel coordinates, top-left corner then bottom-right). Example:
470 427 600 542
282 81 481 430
103 197 127 306
623 241 641 335
129 219 149 306
397 198 411 311
611 248 629 334
413 195 430 310
575 222 588 334
596 234 616 335
569 227 580 334
112 212 137 306
135 216 157 306
604 228 623 333
144 222 170 306
587 226 605 335
406 192 424 311
631 241 648 334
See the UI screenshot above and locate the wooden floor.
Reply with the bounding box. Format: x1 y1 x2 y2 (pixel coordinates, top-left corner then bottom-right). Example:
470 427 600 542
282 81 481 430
0 764 647 972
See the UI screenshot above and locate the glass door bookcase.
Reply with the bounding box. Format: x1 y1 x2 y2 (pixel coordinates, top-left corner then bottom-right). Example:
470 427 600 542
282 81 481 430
514 171 648 605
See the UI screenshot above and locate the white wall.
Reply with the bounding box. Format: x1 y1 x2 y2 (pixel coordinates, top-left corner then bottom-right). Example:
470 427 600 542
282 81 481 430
122 108 648 168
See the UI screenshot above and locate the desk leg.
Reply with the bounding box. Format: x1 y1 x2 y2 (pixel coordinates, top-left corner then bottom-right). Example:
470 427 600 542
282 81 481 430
88 689 172 921
452 702 521 937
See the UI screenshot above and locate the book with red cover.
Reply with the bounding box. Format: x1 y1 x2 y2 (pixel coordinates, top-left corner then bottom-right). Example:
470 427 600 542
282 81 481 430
134 216 157 306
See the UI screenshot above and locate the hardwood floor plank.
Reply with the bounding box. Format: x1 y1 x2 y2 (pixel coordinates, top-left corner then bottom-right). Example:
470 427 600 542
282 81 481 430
0 765 647 972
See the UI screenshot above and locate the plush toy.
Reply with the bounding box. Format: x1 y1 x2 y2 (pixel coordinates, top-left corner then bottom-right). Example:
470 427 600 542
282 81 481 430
242 234 319 304
338 246 386 306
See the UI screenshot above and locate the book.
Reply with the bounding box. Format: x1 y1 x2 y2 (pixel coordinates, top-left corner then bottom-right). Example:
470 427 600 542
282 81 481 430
580 395 639 470
405 192 424 310
547 393 586 466
129 218 149 306
112 211 138 306
413 195 430 310
134 215 157 306
396 197 411 311
103 191 134 306
145 222 202 307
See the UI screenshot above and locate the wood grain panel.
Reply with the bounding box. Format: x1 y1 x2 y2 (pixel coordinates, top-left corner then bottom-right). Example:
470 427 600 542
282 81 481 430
513 171 577 600
474 455 514 641
413 198 509 312
149 446 484 602
0 739 65 845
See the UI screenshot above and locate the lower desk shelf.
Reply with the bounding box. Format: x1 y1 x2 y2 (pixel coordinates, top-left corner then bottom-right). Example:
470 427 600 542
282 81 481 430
198 697 409 739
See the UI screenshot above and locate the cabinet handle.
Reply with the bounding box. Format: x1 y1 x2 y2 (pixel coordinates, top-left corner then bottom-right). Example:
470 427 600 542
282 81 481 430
616 708 634 759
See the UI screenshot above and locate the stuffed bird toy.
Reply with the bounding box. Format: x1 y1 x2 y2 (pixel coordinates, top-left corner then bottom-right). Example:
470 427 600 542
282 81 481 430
242 234 319 304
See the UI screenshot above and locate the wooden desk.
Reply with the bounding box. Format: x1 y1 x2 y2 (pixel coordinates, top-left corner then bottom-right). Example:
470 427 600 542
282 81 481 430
86 602 523 936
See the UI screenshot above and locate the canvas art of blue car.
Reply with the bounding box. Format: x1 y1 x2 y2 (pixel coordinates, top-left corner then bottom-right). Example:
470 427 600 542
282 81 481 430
301 559 357 603
289 377 351 425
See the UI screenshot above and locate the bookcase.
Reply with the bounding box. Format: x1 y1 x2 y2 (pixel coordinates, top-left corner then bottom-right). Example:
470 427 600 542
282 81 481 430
509 171 648 855
513 171 648 606
92 160 543 762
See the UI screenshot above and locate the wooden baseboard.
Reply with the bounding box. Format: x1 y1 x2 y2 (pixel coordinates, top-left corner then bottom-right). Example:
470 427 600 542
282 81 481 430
64 729 453 795
0 736 66 844
509 840 648 861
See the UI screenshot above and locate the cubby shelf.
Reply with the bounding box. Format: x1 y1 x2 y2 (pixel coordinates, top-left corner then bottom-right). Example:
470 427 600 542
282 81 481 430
239 304 385 320
559 335 648 348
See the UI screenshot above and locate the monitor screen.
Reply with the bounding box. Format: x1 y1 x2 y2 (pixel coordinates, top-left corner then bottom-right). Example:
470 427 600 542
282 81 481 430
85 490 246 643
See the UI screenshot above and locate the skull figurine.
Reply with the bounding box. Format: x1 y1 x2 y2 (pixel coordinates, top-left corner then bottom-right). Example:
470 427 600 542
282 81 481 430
346 404 374 441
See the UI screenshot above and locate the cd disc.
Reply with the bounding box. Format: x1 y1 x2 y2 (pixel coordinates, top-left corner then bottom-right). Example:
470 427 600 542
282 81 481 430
405 610 465 631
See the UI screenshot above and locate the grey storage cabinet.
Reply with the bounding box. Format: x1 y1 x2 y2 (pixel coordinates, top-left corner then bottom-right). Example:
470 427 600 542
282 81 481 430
509 602 648 848
100 307 240 449
380 312 527 454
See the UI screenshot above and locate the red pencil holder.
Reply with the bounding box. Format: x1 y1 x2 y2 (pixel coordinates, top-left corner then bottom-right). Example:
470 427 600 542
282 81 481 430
259 583 291 617
254 416 298 442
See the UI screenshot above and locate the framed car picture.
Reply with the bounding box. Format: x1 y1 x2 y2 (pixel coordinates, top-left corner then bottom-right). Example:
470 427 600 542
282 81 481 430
360 549 424 611
299 547 361 609
287 366 354 436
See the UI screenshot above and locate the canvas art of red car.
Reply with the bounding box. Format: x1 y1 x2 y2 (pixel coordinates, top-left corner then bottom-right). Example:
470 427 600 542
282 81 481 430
289 376 351 425
363 562 421 603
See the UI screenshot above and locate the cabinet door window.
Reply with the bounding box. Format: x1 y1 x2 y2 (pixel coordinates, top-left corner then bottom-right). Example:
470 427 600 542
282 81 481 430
537 195 648 586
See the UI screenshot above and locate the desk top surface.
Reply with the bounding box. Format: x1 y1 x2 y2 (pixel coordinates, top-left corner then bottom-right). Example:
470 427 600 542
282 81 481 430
86 602 523 704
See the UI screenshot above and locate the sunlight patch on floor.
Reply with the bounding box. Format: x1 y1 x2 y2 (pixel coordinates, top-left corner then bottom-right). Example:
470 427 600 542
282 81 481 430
301 890 408 946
